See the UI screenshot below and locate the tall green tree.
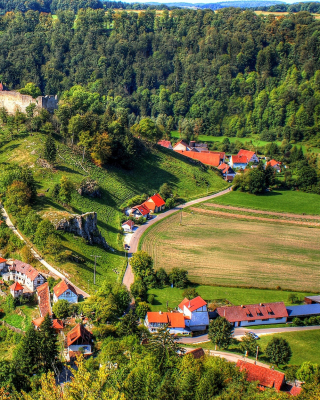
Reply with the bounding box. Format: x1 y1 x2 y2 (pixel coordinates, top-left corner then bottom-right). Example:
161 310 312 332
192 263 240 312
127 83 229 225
43 135 57 164
208 317 233 350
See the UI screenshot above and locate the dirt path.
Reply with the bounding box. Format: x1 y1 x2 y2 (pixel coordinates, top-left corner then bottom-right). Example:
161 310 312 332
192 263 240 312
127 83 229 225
190 207 320 227
204 203 320 220
122 187 231 290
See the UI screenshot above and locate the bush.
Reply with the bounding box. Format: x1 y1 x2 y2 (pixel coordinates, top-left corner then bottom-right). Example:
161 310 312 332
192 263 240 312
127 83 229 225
155 268 168 288
292 317 304 326
147 294 155 305
169 268 189 289
135 301 150 319
165 197 175 209
52 299 71 319
182 287 199 300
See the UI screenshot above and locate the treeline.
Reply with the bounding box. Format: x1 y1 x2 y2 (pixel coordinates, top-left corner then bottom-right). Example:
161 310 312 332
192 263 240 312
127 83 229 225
255 2 320 13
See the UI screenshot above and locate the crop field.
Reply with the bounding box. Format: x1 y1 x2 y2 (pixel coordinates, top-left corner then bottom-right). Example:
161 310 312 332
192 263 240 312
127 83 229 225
0 132 227 291
254 10 320 20
141 208 320 292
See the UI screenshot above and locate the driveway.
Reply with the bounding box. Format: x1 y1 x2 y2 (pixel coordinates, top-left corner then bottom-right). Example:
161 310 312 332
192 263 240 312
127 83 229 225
122 187 231 290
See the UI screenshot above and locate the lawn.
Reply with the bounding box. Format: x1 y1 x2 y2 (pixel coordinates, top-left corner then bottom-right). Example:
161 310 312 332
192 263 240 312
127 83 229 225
208 190 320 215
141 210 320 292
0 132 228 291
148 286 312 312
4 314 24 330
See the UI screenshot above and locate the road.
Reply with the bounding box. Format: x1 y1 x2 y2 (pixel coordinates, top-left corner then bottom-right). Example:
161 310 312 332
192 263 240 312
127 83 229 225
0 205 89 298
176 325 320 344
122 187 231 290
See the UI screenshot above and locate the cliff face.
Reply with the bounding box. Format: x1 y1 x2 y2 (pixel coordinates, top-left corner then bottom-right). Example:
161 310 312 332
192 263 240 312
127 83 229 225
55 212 108 249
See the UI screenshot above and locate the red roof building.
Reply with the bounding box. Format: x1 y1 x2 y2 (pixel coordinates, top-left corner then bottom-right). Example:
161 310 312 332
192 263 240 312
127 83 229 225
122 220 135 232
237 361 285 392
37 282 52 317
143 194 166 213
131 203 150 218
10 282 23 291
158 140 173 150
0 257 7 264
185 347 205 359
67 323 92 347
237 149 258 163
175 150 221 167
216 302 288 327
145 311 187 334
178 296 207 313
173 140 190 151
266 160 281 171
178 296 209 332
32 317 64 332
8 260 46 291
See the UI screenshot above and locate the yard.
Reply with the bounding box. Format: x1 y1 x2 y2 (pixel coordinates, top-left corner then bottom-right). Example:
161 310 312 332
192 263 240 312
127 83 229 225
141 209 320 292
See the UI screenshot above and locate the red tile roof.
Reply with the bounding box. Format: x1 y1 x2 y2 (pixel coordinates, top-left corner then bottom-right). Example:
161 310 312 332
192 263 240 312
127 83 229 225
231 155 248 164
37 282 52 317
10 260 42 281
237 361 285 391
67 323 92 347
132 203 150 216
147 312 186 328
10 282 23 291
218 163 234 174
185 347 205 359
178 296 207 312
53 280 77 298
287 386 302 396
158 140 172 149
0 257 6 263
32 316 44 327
149 194 165 207
122 220 135 228
32 317 64 330
238 149 256 161
175 150 221 167
217 302 288 323
267 160 281 167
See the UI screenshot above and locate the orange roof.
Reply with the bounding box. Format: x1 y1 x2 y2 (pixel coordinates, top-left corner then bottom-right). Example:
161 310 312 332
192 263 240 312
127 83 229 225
231 155 248 164
175 150 221 167
10 282 23 291
53 280 77 298
122 220 135 228
185 347 205 359
148 194 165 207
32 316 44 327
0 257 6 263
67 323 92 347
146 312 185 328
238 149 256 161
178 296 207 312
288 386 302 396
132 203 150 216
237 361 285 391
32 317 64 330
266 159 281 167
37 282 52 317
158 140 172 148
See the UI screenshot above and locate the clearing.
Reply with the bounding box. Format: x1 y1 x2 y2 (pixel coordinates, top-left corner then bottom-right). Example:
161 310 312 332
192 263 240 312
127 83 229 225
141 207 320 292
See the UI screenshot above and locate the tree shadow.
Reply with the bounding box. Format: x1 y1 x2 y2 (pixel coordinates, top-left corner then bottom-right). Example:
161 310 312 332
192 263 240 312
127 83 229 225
55 165 83 175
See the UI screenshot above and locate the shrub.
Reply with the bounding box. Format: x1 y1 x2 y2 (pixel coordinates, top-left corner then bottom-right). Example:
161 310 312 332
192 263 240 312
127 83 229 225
182 287 199 300
147 294 155 305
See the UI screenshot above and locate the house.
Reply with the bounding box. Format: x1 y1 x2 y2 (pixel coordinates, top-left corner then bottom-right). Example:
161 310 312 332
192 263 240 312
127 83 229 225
53 280 78 304
0 257 6 270
37 282 52 317
3 260 46 292
173 140 191 151
216 302 288 327
175 150 221 167
237 361 302 396
210 151 226 163
145 311 189 335
178 296 209 331
122 220 135 232
158 140 173 150
131 204 150 219
238 149 259 163
218 163 236 181
286 304 320 321
67 323 92 359
143 194 166 213
32 317 64 333
229 155 249 169
304 295 320 304
10 282 23 298
266 159 281 172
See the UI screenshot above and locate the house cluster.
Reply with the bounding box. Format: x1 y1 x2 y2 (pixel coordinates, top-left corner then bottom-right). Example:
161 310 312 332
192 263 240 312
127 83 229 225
123 193 166 231
145 296 209 335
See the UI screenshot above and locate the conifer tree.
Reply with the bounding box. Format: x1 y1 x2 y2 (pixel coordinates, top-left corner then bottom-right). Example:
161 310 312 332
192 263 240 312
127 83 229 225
44 134 57 164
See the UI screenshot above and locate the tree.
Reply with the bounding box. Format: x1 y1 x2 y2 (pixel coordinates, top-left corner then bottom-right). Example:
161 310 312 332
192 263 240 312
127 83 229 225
118 310 140 337
5 294 15 313
239 332 258 356
208 317 233 349
20 245 35 264
52 299 71 319
297 362 320 383
6 181 31 213
90 133 112 166
265 337 292 366
130 251 154 280
159 183 172 201
182 287 199 300
38 314 59 373
168 268 188 288
155 268 168 288
133 118 163 142
130 278 147 301
19 83 42 98
135 301 150 319
59 175 74 205
34 219 56 249
288 293 299 304
43 135 57 164
78 131 93 161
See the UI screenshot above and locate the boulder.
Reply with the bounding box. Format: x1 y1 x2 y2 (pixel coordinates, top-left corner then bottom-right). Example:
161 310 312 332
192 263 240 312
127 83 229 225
55 212 108 249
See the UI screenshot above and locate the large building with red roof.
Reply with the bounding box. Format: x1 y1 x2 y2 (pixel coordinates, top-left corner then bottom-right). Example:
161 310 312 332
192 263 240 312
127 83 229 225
266 159 281 172
158 140 173 150
216 302 288 327
237 149 259 163
175 149 221 167
178 296 209 331
143 194 165 213
66 323 92 360
37 282 52 317
3 260 46 292
0 257 6 270
145 311 188 334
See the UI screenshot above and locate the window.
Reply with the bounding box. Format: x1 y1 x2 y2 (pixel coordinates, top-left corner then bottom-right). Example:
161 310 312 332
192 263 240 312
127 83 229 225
248 320 256 323
262 319 269 321
66 291 70 296
275 317 282 320
37 280 40 284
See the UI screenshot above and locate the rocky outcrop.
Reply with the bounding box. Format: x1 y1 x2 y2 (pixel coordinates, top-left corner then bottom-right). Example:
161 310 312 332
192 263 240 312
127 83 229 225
78 179 101 198
55 212 108 249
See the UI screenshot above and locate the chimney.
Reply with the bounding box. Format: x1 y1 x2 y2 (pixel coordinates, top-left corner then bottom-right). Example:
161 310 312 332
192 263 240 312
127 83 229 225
260 303 263 306
188 301 191 309
189 141 195 148
159 311 162 315
241 305 244 308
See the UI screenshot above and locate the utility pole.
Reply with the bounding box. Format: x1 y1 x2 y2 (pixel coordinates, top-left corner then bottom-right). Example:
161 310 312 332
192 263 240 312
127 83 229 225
255 346 259 364
180 209 182 224
90 255 101 285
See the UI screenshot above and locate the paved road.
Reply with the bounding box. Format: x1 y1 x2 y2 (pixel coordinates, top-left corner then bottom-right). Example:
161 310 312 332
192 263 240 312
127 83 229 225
1 205 89 298
122 187 231 290
176 325 320 344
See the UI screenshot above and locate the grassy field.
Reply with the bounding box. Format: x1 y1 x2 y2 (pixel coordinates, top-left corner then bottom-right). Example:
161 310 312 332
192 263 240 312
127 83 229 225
0 132 227 291
254 10 320 20
141 208 320 292
208 190 320 215
148 286 312 312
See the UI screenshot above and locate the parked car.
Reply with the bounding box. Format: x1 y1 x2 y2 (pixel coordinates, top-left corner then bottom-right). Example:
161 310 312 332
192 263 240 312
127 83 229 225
248 332 259 340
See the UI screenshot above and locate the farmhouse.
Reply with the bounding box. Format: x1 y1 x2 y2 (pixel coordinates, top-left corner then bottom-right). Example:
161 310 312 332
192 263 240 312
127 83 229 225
178 296 209 331
10 282 23 298
304 295 320 304
158 140 173 150
37 282 52 317
229 155 249 169
188 141 208 152
145 311 189 335
266 159 281 172
173 140 191 151
143 194 166 213
67 323 93 360
53 280 78 304
218 163 236 181
2 260 46 292
131 204 150 219
122 220 135 232
216 302 288 327
237 149 259 163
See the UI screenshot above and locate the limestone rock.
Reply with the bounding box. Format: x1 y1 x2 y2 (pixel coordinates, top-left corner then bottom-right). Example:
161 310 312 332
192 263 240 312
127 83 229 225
78 178 101 198
55 212 108 249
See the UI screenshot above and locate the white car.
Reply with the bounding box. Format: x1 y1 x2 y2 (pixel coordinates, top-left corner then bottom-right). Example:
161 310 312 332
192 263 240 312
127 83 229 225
248 332 259 340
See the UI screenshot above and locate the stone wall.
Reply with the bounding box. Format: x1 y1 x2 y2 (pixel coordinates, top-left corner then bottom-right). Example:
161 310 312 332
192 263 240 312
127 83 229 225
0 91 58 114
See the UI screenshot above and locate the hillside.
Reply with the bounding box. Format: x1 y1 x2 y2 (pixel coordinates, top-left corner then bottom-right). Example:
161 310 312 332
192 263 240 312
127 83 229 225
0 132 227 291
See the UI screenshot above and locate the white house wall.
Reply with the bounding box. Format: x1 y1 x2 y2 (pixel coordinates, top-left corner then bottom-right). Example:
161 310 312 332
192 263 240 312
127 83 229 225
236 317 287 327
54 291 78 304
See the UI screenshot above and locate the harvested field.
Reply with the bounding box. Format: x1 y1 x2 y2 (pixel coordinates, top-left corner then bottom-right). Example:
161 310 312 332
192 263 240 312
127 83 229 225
141 210 320 292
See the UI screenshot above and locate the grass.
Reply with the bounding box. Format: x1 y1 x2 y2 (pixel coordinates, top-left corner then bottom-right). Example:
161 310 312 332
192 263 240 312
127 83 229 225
0 132 228 291
208 190 320 215
141 209 320 292
148 286 313 312
4 314 24 330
